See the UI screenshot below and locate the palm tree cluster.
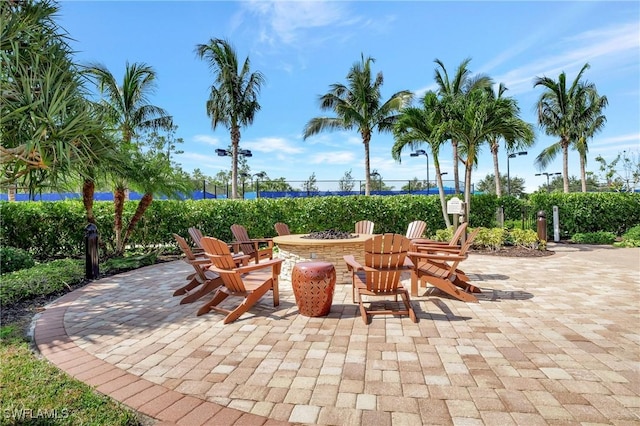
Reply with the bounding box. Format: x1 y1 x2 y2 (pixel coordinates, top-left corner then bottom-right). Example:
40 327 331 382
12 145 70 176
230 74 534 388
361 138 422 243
2 0 610 239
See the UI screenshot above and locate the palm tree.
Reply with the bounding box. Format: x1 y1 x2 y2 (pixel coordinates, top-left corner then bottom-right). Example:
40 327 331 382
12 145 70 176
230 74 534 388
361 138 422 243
86 62 173 253
433 58 492 194
446 89 534 219
572 91 608 192
303 54 413 195
392 91 451 227
533 63 598 193
195 38 265 199
1 0 109 196
486 83 535 197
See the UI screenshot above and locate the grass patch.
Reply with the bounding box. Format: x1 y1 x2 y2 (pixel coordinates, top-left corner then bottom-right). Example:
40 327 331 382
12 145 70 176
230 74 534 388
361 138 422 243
0 336 139 425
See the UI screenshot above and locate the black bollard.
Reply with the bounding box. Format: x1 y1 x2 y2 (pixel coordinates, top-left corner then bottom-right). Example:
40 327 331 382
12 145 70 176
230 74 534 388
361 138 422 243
85 223 99 279
537 210 547 242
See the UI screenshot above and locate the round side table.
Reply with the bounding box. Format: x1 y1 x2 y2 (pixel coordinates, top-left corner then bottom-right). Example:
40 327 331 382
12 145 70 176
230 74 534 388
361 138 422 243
291 261 336 317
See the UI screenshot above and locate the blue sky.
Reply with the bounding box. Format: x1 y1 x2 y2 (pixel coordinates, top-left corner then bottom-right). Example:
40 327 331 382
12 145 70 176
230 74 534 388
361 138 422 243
58 1 639 192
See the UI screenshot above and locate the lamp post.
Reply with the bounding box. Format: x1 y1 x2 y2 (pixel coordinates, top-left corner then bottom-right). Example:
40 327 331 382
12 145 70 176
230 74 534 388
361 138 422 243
507 151 527 195
535 172 561 192
410 149 429 194
216 148 252 199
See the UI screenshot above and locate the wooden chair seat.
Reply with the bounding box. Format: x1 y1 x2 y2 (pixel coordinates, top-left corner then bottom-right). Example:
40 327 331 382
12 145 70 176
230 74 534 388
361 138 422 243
231 224 274 264
173 233 223 304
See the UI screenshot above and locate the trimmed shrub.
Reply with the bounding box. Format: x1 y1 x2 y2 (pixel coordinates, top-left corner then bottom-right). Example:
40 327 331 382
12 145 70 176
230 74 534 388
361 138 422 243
570 231 616 245
0 259 84 306
0 247 35 274
509 229 539 249
474 227 507 250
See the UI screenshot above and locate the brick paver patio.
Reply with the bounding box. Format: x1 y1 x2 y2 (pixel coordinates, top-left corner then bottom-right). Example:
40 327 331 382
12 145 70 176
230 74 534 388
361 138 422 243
34 244 640 425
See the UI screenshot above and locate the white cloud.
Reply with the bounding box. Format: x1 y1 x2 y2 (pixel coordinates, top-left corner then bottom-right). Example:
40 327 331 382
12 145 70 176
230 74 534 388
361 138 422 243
492 21 640 96
244 136 304 154
192 134 220 146
243 0 349 45
310 151 357 165
591 133 640 147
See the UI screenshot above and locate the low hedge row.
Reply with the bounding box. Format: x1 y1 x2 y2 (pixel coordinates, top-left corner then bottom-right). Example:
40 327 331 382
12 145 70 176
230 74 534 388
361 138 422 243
1 192 638 260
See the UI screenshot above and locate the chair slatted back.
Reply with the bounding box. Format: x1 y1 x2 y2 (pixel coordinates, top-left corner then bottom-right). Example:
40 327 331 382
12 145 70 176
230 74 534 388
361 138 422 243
188 227 204 249
363 234 411 293
274 222 291 236
355 220 375 234
449 222 469 246
173 233 209 282
405 220 427 239
200 236 246 293
230 224 257 256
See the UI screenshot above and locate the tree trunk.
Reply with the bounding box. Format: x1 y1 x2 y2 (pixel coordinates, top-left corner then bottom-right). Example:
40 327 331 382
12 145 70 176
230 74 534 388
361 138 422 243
562 139 570 193
452 139 460 194
122 193 153 246
491 139 502 197
82 179 96 224
464 162 473 222
434 162 451 228
362 131 371 196
114 186 126 255
231 125 240 199
580 153 587 192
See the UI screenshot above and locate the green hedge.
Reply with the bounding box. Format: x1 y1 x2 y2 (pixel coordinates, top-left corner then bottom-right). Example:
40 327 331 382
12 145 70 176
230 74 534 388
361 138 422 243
2 192 638 260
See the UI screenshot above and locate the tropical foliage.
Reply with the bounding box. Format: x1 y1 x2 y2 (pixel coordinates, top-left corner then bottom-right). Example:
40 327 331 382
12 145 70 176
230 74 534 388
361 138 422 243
303 54 412 195
1 0 110 195
533 63 607 193
195 38 265 199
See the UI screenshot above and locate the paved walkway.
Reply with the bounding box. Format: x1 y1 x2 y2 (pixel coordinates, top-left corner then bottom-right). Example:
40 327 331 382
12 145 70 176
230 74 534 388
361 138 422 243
34 244 640 425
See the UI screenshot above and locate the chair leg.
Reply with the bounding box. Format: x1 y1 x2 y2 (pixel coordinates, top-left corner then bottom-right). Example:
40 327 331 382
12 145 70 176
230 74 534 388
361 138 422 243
223 285 271 324
173 275 199 296
197 289 229 316
180 276 223 304
422 275 478 303
400 292 418 323
356 291 369 324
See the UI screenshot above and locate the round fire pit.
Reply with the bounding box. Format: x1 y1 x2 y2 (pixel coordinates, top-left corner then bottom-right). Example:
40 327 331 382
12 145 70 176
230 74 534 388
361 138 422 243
273 233 374 284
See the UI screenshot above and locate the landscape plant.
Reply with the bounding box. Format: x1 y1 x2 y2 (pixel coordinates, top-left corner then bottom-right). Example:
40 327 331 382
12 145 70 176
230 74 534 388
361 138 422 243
0 247 35 275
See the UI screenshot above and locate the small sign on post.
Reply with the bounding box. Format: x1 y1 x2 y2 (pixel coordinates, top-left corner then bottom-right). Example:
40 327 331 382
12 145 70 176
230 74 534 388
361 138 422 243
446 197 463 215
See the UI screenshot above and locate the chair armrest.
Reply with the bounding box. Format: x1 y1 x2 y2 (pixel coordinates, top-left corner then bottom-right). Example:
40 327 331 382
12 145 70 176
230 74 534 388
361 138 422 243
343 255 363 271
408 251 467 262
235 258 283 274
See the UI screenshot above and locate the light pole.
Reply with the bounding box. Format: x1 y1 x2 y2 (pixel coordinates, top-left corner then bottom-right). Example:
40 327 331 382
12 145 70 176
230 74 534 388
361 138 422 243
410 149 429 194
535 172 561 192
507 151 527 195
216 148 252 199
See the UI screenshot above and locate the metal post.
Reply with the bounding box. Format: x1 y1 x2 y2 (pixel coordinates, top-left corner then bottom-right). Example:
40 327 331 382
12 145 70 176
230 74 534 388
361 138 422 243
85 223 99 279
552 206 560 242
537 210 547 242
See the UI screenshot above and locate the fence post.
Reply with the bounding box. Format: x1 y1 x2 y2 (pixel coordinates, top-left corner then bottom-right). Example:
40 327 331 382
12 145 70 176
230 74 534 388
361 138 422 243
85 223 99 279
496 206 504 228
536 210 547 242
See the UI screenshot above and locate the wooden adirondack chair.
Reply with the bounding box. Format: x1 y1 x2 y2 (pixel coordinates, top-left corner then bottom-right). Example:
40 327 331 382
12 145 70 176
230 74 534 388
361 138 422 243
344 233 417 324
405 220 427 239
197 236 283 323
230 224 274 264
187 226 209 257
172 234 223 304
354 220 375 234
411 222 468 249
407 228 481 302
274 222 291 236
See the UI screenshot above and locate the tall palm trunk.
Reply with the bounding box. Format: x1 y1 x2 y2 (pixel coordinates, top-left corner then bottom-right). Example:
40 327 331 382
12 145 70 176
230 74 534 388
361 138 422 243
123 193 153 246
362 131 372 196
114 185 126 255
434 162 451 228
490 139 502 197
579 153 587 192
231 125 240 199
464 161 473 221
452 140 460 194
561 137 570 193
82 179 96 224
